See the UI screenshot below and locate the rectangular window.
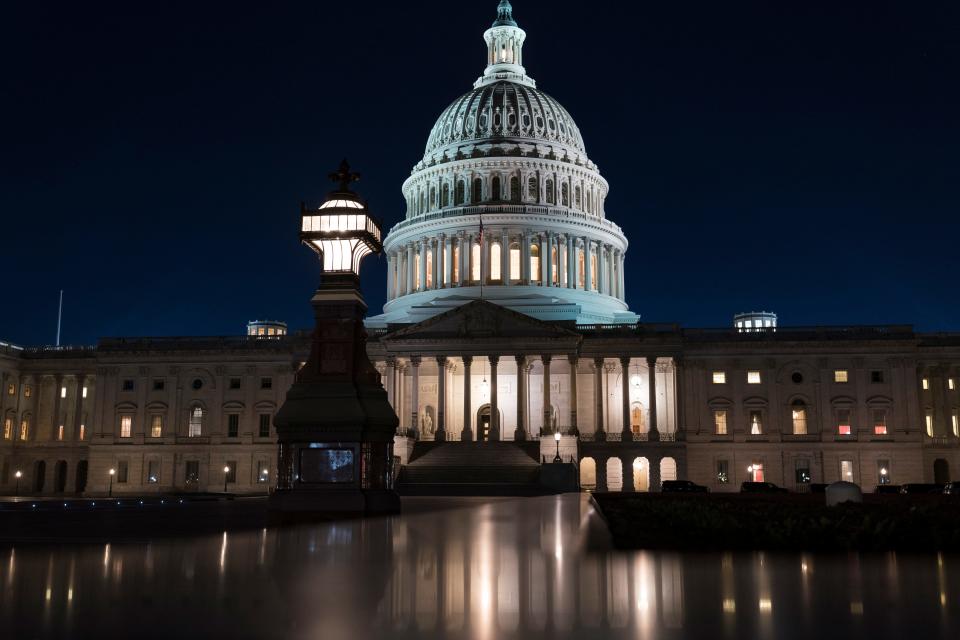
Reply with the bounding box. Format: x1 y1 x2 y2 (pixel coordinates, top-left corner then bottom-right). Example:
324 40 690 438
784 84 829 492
60 386 67 398
840 460 854 482
834 370 849 383
82 386 88 398
6 383 13 395
225 462 237 484
922 378 930 390
229 377 242 390
749 410 763 435
792 407 808 435
795 459 811 484
185 460 200 484
260 377 272 390
926 413 934 437
877 459 890 485
150 415 163 438
227 414 239 438
259 414 271 438
120 416 132 438
749 462 765 482
117 461 129 484
24 386 31 398
837 409 852 436
57 425 64 441
716 460 729 484
3 418 11 439
122 379 134 392
713 410 728 435
953 413 959 438
189 408 203 437
950 378 956 391
747 371 762 385
147 460 159 484
873 409 887 435
871 371 884 384
19 420 28 441
79 424 86 440
257 460 269 483
712 371 726 384
152 379 165 391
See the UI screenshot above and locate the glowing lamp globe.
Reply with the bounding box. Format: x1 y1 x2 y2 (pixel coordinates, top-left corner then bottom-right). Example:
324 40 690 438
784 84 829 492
300 159 383 277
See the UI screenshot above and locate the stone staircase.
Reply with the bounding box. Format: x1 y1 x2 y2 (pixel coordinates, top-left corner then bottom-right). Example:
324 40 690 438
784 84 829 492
397 441 548 496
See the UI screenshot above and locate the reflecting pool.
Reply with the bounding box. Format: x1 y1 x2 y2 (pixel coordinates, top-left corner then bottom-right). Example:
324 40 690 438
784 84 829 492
1 494 958 639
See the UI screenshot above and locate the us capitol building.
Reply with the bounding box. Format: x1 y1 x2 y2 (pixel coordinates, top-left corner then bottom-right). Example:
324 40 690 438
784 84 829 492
2 1 959 496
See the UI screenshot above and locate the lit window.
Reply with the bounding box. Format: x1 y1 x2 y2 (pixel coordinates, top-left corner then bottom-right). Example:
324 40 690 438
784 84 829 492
452 244 460 282
953 413 959 438
57 425 64 441
150 415 163 438
530 244 541 282
425 249 433 288
950 379 956 391
509 243 520 280
922 378 930 390
19 419 28 440
120 416 132 438
749 462 764 482
24 386 31 398
837 409 851 436
926 413 934 437
792 405 807 435
749 410 763 435
189 407 203 437
834 370 848 383
873 409 887 435
414 253 421 289
6 383 14 395
471 243 481 281
712 371 726 384
714 410 728 435
82 386 88 398
79 424 85 440
3 418 11 439
747 371 762 384
590 252 597 290
840 460 854 482
877 460 891 485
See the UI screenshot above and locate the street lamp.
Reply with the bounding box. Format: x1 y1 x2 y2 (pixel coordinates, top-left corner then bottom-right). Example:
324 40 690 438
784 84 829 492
553 431 562 463
223 466 230 493
14 470 22 496
108 468 116 497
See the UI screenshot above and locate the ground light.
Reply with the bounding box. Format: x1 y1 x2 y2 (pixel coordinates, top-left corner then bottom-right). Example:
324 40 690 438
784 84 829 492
553 431 562 462
108 468 116 497
14 470 21 496
223 466 230 493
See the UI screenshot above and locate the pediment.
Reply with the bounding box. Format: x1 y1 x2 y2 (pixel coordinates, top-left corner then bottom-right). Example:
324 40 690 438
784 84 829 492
383 300 580 343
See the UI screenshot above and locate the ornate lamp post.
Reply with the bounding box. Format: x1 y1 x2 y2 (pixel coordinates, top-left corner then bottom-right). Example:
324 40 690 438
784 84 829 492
108 468 116 497
553 431 562 463
223 466 230 493
14 470 21 496
269 160 400 517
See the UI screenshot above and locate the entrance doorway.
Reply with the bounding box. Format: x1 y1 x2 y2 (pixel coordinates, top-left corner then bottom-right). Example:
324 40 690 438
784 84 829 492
33 460 46 493
477 405 491 441
75 460 88 494
934 458 950 484
54 460 67 493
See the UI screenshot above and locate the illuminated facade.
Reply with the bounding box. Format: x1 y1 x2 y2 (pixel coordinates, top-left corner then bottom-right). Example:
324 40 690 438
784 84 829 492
1 2 959 496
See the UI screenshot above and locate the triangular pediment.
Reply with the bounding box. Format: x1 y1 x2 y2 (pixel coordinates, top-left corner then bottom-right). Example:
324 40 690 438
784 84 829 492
383 300 580 343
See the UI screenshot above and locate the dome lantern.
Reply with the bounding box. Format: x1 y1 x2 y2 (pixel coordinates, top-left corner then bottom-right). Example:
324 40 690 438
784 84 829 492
478 1 534 88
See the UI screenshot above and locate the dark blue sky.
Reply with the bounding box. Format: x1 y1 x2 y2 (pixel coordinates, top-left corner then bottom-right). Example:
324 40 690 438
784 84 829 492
2 0 958 346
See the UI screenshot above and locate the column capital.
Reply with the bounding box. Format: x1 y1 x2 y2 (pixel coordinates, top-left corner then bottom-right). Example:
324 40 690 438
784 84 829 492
385 355 397 366
515 354 527 366
410 356 422 366
462 355 473 366
568 354 579 366
489 355 500 366
542 354 552 365
435 355 447 366
593 356 604 369
620 356 631 367
646 355 658 368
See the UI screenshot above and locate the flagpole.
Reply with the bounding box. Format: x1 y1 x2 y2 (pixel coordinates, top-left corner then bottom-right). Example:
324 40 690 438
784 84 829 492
56 289 63 347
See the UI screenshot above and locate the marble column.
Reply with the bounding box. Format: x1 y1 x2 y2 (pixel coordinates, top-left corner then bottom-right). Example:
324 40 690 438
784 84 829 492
385 357 396 412
521 230 530 284
620 357 632 441
501 230 510 284
541 233 550 285
647 356 660 441
584 238 593 291
419 238 428 291
406 243 415 294
461 356 473 441
568 355 579 435
594 357 605 440
444 236 453 287
621 455 635 492
489 356 500 441
598 243 607 295
433 236 441 289
566 235 575 289
410 356 421 436
515 355 527 440
480 233 489 285
619 252 626 300
387 253 395 299
466 233 475 284
542 355 553 434
436 356 447 441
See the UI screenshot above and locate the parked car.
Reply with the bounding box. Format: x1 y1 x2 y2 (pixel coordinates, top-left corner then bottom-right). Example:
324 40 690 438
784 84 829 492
662 480 709 493
874 484 903 494
943 482 960 495
740 481 788 494
899 483 944 495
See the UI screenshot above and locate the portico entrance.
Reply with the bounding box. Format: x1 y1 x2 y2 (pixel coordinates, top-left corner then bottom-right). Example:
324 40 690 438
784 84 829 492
477 405 492 441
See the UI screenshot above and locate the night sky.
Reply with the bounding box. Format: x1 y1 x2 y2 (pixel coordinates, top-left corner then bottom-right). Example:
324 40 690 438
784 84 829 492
2 0 958 346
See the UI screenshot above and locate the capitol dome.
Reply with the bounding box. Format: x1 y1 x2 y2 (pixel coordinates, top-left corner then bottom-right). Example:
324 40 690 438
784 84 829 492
366 0 638 328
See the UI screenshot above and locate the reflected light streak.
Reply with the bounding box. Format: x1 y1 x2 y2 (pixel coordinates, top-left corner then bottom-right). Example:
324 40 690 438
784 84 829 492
722 598 736 614
220 532 228 573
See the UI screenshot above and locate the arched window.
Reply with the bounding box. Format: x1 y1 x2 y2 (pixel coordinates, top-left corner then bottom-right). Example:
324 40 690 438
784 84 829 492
527 176 538 201
561 182 569 207
509 242 521 280
545 178 555 205
452 244 460 283
490 242 501 281
577 247 585 288
792 400 808 435
530 244 541 282
574 186 582 209
551 245 559 284
441 183 450 207
420 191 426 214
471 243 481 281
472 178 483 203
425 249 433 289
491 176 501 201
188 407 203 437
455 180 466 205
510 176 521 202
586 189 593 214
630 403 645 434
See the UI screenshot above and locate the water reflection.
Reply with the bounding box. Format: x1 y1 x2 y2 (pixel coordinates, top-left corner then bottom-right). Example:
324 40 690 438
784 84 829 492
0 494 958 639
